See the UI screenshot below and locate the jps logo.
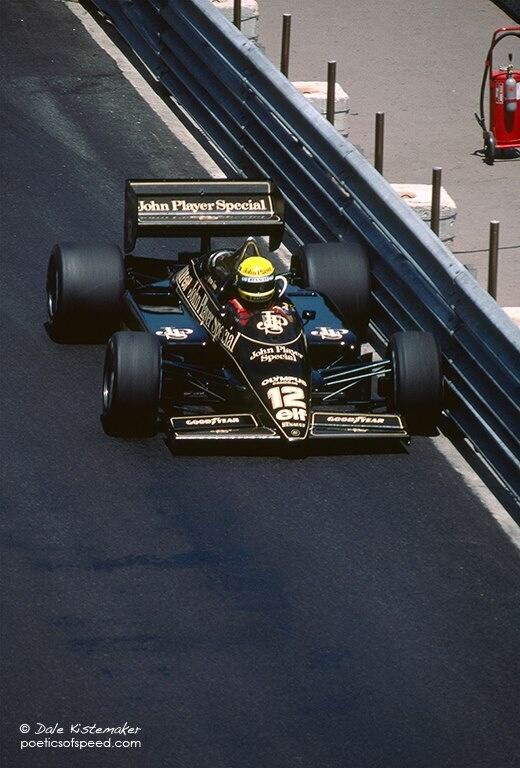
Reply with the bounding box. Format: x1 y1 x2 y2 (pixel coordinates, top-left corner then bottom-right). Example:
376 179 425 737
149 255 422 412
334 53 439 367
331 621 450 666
155 327 194 340
311 327 350 340
257 311 289 335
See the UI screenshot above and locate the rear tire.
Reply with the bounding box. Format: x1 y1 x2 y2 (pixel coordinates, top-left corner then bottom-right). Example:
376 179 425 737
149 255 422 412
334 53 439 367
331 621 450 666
388 331 443 434
296 239 371 340
47 242 124 342
484 131 496 165
102 332 161 437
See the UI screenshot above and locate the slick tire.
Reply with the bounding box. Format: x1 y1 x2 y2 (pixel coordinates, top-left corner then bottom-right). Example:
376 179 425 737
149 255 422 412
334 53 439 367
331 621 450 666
47 242 125 342
102 332 161 437
387 331 443 434
296 239 371 340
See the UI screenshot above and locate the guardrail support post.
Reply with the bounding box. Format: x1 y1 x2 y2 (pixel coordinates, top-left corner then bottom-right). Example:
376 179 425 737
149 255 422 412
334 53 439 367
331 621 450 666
374 112 384 175
488 220 499 299
431 167 442 236
326 61 337 125
233 0 241 30
280 14 291 77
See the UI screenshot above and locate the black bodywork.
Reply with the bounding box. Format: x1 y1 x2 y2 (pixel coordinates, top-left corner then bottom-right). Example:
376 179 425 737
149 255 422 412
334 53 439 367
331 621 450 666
120 179 407 443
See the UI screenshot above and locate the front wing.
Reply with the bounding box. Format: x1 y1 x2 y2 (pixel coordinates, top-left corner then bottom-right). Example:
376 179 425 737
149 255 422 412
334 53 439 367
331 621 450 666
169 412 408 441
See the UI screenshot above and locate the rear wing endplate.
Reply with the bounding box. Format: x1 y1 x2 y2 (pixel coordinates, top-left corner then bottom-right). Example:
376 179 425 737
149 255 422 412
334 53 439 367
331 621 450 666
124 179 285 253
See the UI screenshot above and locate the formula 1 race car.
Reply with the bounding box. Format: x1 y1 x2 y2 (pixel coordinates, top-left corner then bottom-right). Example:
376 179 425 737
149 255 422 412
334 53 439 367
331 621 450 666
46 179 443 443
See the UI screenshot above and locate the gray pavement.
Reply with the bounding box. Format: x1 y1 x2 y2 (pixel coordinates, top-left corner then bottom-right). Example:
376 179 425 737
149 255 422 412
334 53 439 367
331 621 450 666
259 0 520 305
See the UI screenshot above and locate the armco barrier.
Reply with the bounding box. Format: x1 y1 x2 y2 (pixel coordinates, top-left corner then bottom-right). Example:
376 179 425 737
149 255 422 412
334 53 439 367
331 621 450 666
494 1 520 23
91 0 520 503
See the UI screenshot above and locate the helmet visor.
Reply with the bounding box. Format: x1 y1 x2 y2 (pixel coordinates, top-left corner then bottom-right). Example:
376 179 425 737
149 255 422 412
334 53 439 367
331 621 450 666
238 273 276 302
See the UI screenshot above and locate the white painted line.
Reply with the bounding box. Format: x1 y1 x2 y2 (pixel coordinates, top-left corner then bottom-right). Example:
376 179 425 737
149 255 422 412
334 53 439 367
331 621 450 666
65 1 519 549
430 433 520 550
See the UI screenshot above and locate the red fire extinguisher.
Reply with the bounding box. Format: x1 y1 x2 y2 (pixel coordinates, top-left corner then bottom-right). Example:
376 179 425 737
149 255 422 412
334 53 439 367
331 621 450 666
476 26 520 164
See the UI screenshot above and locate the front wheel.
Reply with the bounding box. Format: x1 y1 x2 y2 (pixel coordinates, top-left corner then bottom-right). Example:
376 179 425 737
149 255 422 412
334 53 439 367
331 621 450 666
102 332 162 437
387 331 443 434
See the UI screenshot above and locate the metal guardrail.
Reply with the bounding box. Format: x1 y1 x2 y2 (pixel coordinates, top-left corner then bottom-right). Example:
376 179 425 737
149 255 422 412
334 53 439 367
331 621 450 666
91 0 520 502
493 1 520 24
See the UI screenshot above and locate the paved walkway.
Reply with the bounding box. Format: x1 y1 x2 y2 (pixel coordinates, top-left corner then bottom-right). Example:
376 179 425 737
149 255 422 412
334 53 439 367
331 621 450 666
259 0 520 305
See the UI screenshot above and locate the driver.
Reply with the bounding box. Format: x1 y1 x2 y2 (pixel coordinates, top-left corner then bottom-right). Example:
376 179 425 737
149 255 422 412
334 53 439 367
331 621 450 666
236 256 276 306
207 238 278 316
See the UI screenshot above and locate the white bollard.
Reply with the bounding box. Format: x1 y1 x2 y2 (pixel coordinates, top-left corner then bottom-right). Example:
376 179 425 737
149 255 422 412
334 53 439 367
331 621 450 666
391 183 457 244
292 81 350 137
211 0 259 42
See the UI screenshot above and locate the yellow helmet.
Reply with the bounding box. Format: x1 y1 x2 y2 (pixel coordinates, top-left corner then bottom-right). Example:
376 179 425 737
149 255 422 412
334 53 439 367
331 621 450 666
237 255 276 304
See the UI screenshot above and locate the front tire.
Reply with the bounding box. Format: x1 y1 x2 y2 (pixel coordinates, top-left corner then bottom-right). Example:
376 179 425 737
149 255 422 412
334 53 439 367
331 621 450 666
296 239 371 340
388 331 443 434
102 332 161 437
47 242 124 342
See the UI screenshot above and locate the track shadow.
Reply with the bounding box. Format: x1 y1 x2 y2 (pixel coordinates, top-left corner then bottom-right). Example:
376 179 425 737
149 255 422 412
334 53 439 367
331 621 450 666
164 435 409 460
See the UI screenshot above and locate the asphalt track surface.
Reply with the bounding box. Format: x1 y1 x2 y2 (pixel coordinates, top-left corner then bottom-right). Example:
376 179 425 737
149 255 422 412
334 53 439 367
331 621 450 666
1 3 520 767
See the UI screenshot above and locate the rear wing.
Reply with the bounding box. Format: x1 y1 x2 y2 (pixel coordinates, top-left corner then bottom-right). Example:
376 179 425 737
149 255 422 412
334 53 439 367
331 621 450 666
124 179 285 253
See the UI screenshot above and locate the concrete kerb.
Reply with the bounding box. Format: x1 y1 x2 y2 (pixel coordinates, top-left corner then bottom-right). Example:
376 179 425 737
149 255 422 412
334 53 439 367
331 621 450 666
503 307 520 327
292 81 350 137
391 183 457 245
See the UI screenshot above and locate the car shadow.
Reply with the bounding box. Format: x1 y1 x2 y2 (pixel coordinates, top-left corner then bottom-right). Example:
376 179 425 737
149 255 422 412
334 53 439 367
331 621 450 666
164 435 410 460
43 320 110 345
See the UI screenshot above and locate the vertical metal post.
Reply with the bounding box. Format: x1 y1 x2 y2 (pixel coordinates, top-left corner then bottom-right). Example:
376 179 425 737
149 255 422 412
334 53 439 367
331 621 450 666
431 167 442 236
280 14 291 77
488 221 499 299
233 0 241 30
326 61 337 125
374 112 384 175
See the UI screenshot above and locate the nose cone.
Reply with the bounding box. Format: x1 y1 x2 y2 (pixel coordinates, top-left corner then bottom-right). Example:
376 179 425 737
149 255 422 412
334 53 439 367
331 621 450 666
259 373 310 440
233 305 311 440
283 424 308 441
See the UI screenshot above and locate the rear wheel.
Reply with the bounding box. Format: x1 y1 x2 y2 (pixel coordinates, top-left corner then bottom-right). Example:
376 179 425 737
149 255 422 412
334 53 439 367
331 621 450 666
102 331 162 437
296 239 371 340
484 131 496 165
46 242 124 342
388 331 443 434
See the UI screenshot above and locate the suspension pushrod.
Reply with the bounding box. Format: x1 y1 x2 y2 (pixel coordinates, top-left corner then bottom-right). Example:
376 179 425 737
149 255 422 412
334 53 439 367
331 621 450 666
162 360 229 381
187 379 226 401
323 360 390 382
322 379 360 401
323 366 391 393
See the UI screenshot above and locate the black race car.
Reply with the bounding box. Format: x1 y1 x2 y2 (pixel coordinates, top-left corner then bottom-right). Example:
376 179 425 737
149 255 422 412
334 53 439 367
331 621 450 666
46 179 443 443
